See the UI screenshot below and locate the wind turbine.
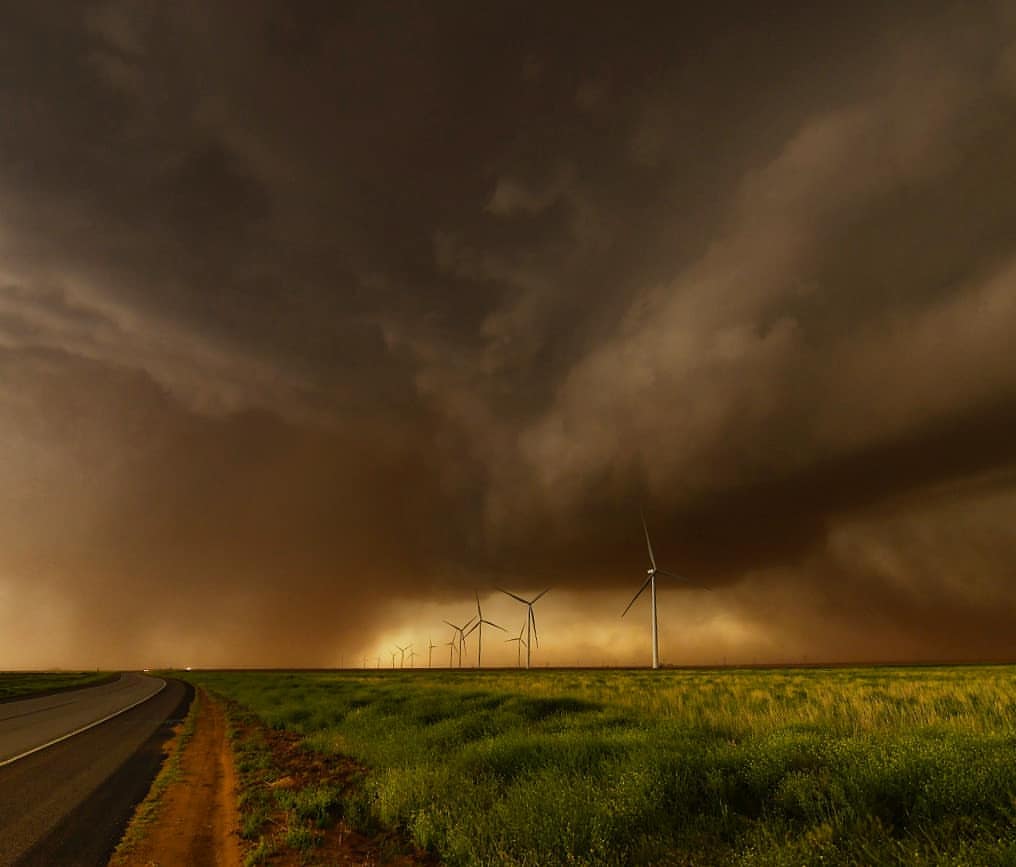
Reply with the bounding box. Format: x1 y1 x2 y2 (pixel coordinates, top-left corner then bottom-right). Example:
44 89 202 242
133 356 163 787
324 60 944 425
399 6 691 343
622 510 705 669
465 591 505 668
428 637 437 668
443 636 458 668
443 616 476 669
505 623 528 668
408 648 417 668
396 643 412 669
391 650 397 669
498 588 550 669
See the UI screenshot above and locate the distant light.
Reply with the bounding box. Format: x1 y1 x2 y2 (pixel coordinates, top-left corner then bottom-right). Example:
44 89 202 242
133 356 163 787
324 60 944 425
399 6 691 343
185 666 192 671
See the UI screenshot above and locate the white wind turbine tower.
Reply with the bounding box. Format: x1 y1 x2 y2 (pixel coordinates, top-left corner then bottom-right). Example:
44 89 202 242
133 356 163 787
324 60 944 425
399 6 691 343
498 588 550 669
396 643 412 668
443 635 458 668
505 623 528 668
465 591 505 668
622 511 705 669
443 616 475 669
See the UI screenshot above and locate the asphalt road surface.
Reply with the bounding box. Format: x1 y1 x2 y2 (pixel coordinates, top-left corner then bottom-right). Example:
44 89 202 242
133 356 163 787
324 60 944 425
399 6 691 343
0 673 164 765
0 673 192 866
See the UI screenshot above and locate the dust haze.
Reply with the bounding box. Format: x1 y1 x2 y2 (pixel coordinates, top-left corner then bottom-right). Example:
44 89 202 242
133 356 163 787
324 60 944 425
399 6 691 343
2 1 1016 667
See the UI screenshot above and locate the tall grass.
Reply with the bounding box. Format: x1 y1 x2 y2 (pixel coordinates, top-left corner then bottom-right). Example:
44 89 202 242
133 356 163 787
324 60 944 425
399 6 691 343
185 666 1016 865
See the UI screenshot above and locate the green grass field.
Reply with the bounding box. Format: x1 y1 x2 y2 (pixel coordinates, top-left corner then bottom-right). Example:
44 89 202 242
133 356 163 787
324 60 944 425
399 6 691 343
0 670 113 701
184 666 1016 865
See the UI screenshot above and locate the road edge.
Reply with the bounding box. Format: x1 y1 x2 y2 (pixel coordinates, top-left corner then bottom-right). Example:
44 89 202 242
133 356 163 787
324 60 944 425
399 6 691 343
14 679 195 867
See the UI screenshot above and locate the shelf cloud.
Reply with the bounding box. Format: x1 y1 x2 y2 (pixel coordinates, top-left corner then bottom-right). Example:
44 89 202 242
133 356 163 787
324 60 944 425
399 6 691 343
2 1 1015 666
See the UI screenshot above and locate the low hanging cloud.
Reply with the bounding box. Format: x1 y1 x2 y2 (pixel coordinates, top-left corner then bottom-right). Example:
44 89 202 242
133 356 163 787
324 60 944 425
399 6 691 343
1 1 1015 667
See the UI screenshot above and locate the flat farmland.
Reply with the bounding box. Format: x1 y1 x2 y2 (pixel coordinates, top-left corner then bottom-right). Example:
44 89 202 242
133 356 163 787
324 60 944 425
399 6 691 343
184 666 1016 865
0 670 114 701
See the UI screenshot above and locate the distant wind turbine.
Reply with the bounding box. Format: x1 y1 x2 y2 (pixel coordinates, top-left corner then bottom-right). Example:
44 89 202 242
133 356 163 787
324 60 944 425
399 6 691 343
505 623 528 668
622 510 707 669
443 636 458 668
443 616 476 668
498 587 550 669
391 650 397 669
428 637 437 668
396 643 412 669
465 591 505 668
408 648 417 668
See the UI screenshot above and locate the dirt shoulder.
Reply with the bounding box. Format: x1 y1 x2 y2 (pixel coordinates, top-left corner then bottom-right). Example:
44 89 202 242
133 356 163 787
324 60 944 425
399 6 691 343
110 688 241 867
112 688 434 866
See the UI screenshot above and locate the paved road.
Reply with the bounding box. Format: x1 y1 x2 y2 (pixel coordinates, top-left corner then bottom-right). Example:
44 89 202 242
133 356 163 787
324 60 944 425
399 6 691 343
0 673 164 765
0 674 191 866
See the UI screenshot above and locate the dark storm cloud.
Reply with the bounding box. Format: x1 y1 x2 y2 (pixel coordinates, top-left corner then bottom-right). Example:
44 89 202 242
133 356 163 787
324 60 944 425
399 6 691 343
1 1 1016 665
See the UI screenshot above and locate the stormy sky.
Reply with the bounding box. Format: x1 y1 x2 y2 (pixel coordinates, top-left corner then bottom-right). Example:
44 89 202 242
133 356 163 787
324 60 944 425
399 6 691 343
2 1 1016 668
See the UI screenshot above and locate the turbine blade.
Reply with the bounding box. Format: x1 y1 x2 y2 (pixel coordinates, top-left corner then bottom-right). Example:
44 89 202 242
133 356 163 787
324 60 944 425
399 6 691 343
641 509 657 571
443 619 458 631
622 574 653 618
531 588 551 603
484 619 506 632
475 590 482 618
465 622 479 637
529 608 539 647
498 587 529 605
656 569 713 590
